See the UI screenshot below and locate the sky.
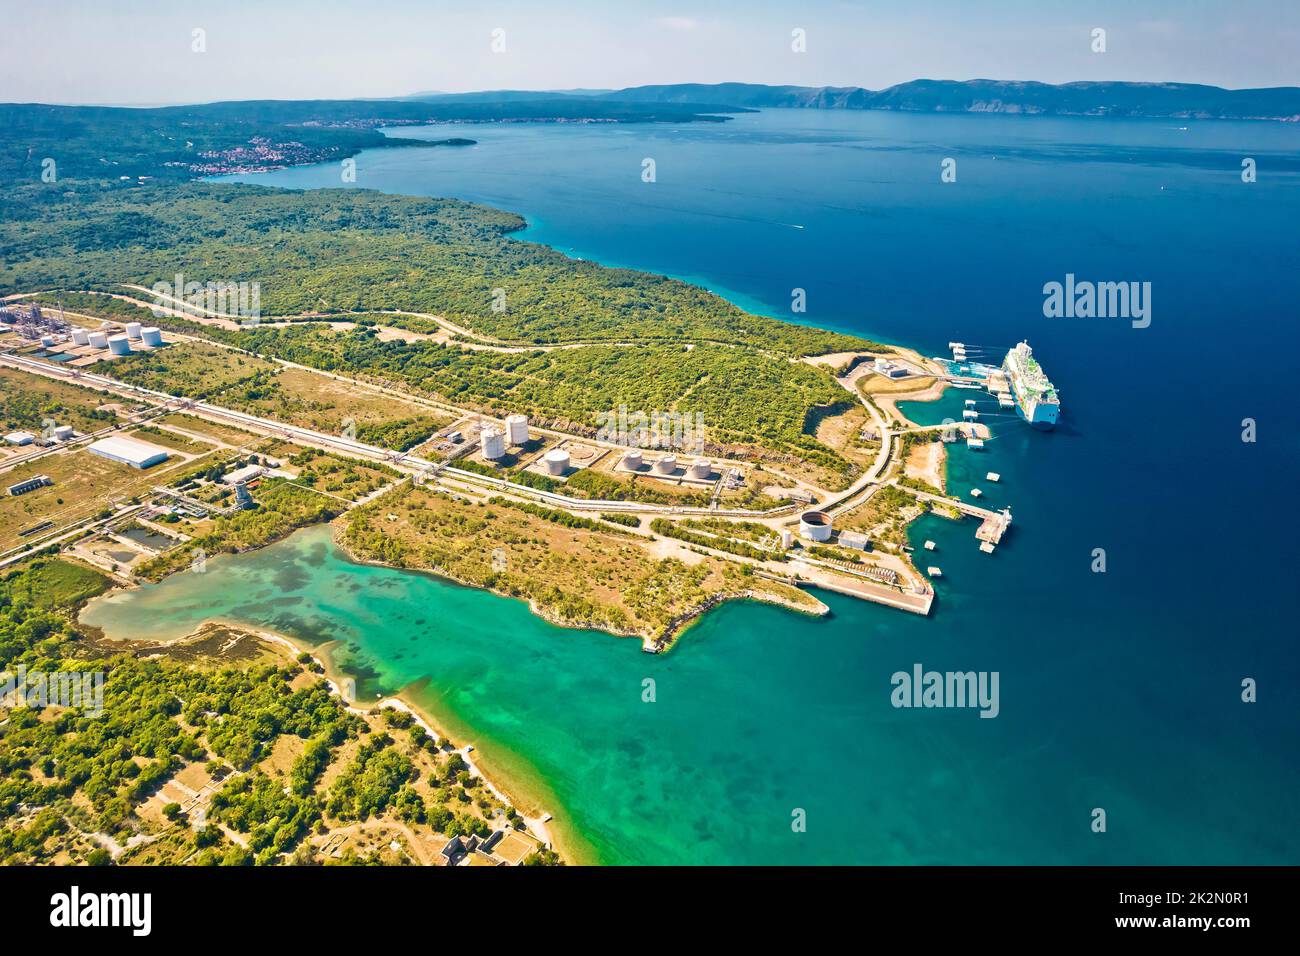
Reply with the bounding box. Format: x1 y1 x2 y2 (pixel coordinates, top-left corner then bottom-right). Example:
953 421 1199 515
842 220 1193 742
2 0 1297 106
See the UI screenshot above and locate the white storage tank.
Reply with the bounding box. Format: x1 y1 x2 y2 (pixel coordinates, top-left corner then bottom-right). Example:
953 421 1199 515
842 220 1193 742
689 459 712 480
88 331 109 349
40 335 55 348
622 449 643 471
125 322 143 340
108 334 132 356
53 425 74 442
799 510 833 542
140 327 163 346
655 455 677 475
505 414 529 446
543 448 570 476
70 328 90 346
480 427 505 460
779 529 794 549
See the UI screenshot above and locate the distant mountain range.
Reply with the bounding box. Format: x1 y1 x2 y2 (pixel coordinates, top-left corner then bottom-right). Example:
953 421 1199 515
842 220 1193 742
409 80 1300 122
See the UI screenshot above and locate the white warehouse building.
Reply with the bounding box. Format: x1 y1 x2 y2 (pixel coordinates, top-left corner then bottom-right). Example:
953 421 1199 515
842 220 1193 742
86 435 170 469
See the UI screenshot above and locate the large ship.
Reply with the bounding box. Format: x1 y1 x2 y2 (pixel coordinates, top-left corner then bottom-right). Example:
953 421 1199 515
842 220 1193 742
1002 341 1059 430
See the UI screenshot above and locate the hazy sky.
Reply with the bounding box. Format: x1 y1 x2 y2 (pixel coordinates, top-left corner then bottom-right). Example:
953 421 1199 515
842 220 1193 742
3 0 1297 105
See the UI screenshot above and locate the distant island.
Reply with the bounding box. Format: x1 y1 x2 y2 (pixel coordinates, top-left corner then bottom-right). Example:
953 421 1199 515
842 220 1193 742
579 79 1300 122
7 76 1294 182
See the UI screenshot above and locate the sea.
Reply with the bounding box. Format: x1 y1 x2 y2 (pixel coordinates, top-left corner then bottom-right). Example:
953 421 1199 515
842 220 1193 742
83 108 1300 864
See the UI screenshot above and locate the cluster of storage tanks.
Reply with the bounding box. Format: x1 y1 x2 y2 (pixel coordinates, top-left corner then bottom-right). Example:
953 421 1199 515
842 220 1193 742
620 449 712 480
481 414 532 461
68 324 163 352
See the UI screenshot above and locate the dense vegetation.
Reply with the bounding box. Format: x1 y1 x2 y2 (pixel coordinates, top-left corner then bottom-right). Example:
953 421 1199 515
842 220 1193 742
1 182 867 354
0 557 553 865
0 373 116 435
0 98 744 182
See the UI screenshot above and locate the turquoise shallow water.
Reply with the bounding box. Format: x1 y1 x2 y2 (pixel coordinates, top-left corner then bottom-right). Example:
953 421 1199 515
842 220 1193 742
81 511 1296 865
167 109 1300 863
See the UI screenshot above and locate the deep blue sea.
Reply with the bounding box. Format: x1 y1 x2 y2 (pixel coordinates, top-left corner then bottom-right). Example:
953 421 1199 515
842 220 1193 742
210 109 1300 863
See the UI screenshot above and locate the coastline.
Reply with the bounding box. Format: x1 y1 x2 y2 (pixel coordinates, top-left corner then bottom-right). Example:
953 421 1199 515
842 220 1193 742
82 607 587 865
329 520 829 653
247 629 567 858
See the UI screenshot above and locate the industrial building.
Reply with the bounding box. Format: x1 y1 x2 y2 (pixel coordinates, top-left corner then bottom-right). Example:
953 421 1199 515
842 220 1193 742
873 357 909 378
838 530 870 550
52 425 74 442
5 431 34 446
505 414 529 446
7 474 51 496
233 481 255 510
223 463 264 485
86 435 170 469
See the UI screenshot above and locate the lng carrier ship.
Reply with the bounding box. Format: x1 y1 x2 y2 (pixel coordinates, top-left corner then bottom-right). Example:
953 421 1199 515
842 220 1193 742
1002 341 1059 429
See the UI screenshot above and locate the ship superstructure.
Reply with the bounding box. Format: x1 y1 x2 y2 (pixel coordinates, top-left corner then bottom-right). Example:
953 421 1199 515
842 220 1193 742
1002 341 1059 429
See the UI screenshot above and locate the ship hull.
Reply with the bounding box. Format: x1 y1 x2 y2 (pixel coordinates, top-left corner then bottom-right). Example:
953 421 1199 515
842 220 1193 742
1012 398 1058 430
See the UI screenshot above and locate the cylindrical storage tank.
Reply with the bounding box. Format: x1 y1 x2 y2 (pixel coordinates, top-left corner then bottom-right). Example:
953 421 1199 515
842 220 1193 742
71 329 90 346
779 529 794 549
504 414 529 446
480 427 505 460
125 322 143 340
543 448 570 476
655 455 677 475
140 327 163 346
40 335 55 348
108 334 132 356
53 425 74 441
799 510 833 542
689 459 711 480
622 449 643 471
88 331 109 349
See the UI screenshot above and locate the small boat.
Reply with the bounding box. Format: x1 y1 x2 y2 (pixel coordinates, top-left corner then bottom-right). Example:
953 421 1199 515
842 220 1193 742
927 566 943 577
